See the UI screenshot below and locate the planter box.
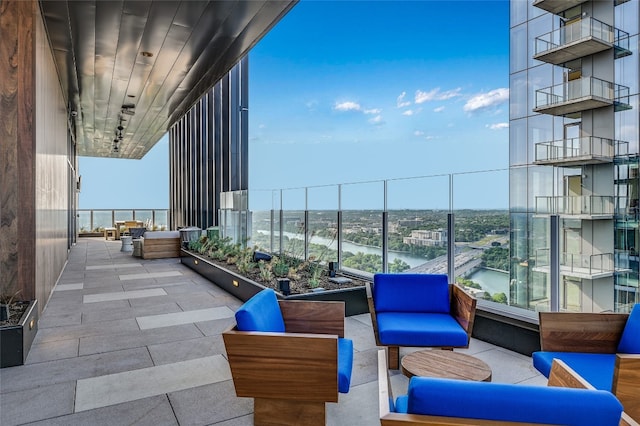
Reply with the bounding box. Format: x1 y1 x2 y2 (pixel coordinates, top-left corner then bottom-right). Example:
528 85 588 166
1 300 38 368
181 250 368 316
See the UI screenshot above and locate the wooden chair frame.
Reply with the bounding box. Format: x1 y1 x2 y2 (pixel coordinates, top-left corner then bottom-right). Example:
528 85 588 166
538 311 640 422
223 299 346 426
378 349 638 426
367 281 476 369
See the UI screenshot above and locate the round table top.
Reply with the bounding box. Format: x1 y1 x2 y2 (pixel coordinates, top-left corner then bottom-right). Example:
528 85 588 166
401 350 492 382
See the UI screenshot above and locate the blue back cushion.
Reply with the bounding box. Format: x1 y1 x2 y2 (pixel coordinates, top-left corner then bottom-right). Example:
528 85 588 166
373 273 450 313
618 303 640 354
405 377 623 426
235 288 285 332
532 351 616 391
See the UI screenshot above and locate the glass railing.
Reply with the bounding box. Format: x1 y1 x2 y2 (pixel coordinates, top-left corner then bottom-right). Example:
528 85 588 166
534 136 626 163
534 17 616 57
535 195 615 216
247 169 511 306
535 249 614 276
77 209 169 233
535 76 629 109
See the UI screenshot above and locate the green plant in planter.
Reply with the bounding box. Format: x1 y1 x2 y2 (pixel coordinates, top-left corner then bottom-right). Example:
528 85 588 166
258 261 273 282
272 256 290 278
0 289 21 322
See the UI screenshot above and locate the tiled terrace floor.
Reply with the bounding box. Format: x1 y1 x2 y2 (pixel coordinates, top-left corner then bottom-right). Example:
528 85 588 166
1 238 546 425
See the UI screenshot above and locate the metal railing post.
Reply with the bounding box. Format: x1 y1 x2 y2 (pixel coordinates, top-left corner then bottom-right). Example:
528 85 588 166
382 180 388 273
447 175 455 284
550 214 560 312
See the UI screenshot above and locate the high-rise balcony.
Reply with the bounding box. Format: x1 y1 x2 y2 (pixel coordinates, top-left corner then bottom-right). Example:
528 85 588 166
533 249 615 279
534 18 631 65
533 136 627 166
533 0 629 14
534 77 631 116
532 0 587 15
535 195 614 218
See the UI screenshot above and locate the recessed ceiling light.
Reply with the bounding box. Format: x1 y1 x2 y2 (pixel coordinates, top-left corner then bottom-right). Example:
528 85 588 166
141 51 153 58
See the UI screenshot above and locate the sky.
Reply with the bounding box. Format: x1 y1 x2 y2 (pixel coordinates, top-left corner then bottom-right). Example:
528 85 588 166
80 0 510 210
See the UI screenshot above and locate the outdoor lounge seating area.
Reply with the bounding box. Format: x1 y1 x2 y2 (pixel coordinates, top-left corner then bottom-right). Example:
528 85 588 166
2 238 639 426
533 304 640 420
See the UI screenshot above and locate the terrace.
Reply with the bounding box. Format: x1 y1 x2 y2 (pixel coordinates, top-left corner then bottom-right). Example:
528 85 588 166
0 238 545 425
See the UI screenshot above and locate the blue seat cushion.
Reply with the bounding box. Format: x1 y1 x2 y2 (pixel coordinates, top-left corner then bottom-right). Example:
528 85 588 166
376 312 469 347
618 303 640 354
373 273 450 314
394 395 408 413
338 337 353 393
402 376 623 426
235 289 285 333
532 351 616 391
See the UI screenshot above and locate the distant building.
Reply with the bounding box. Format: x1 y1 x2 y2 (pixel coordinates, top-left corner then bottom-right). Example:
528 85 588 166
403 229 448 247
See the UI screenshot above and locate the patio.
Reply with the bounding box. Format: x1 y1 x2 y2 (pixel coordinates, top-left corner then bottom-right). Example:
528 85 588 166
0 238 546 426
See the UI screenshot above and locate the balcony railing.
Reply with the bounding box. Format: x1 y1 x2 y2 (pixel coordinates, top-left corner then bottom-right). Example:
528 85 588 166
534 18 621 64
535 195 614 217
534 77 631 116
534 249 615 279
78 209 169 233
533 137 628 166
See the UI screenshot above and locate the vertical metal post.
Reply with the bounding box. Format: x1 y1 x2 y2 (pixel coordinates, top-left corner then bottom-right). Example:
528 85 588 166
304 187 309 261
447 175 455 284
269 209 274 253
279 189 284 255
382 180 388 273
337 184 343 268
550 214 560 312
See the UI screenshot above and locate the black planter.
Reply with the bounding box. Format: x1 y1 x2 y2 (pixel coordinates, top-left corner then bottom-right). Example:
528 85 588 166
181 250 368 316
0 300 38 368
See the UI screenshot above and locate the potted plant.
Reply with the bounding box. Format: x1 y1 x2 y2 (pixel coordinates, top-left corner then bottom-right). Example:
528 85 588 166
0 288 38 368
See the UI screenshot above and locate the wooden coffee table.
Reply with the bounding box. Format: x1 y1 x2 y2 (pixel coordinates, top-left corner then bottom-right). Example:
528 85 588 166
401 350 492 382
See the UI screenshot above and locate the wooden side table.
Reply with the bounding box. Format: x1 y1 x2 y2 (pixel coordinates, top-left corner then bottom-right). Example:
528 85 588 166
401 350 492 382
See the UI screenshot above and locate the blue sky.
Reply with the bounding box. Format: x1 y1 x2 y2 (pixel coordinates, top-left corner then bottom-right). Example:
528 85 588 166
80 0 510 210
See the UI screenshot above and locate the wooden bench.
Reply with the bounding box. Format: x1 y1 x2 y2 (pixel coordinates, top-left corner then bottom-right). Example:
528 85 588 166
140 231 180 259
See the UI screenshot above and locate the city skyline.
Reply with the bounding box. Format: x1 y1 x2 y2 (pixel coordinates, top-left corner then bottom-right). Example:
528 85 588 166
80 0 510 210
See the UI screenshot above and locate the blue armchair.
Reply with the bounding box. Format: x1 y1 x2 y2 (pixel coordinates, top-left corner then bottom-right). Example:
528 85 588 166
223 289 353 426
377 350 626 425
533 303 640 421
367 273 476 369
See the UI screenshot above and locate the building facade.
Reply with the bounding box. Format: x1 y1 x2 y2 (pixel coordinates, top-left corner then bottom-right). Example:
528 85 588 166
509 0 639 313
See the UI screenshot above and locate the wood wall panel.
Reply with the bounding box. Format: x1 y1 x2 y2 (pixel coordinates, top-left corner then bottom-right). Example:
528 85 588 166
0 0 36 302
0 1 69 313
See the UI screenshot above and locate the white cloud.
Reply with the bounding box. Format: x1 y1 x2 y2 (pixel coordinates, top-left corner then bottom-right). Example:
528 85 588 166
487 122 509 130
334 101 361 112
397 92 411 108
364 108 382 115
464 88 509 112
425 135 435 140
414 130 424 136
368 115 384 125
415 88 461 104
433 106 445 113
258 124 266 129
402 110 415 116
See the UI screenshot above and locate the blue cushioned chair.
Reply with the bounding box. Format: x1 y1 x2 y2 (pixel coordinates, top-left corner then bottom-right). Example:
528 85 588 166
223 289 353 426
532 303 640 421
377 350 626 426
367 273 476 369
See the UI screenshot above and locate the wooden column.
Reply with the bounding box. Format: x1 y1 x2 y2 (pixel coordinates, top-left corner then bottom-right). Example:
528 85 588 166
0 0 36 301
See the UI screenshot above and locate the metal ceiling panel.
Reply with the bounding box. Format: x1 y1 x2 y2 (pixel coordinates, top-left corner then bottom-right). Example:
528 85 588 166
39 0 297 159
